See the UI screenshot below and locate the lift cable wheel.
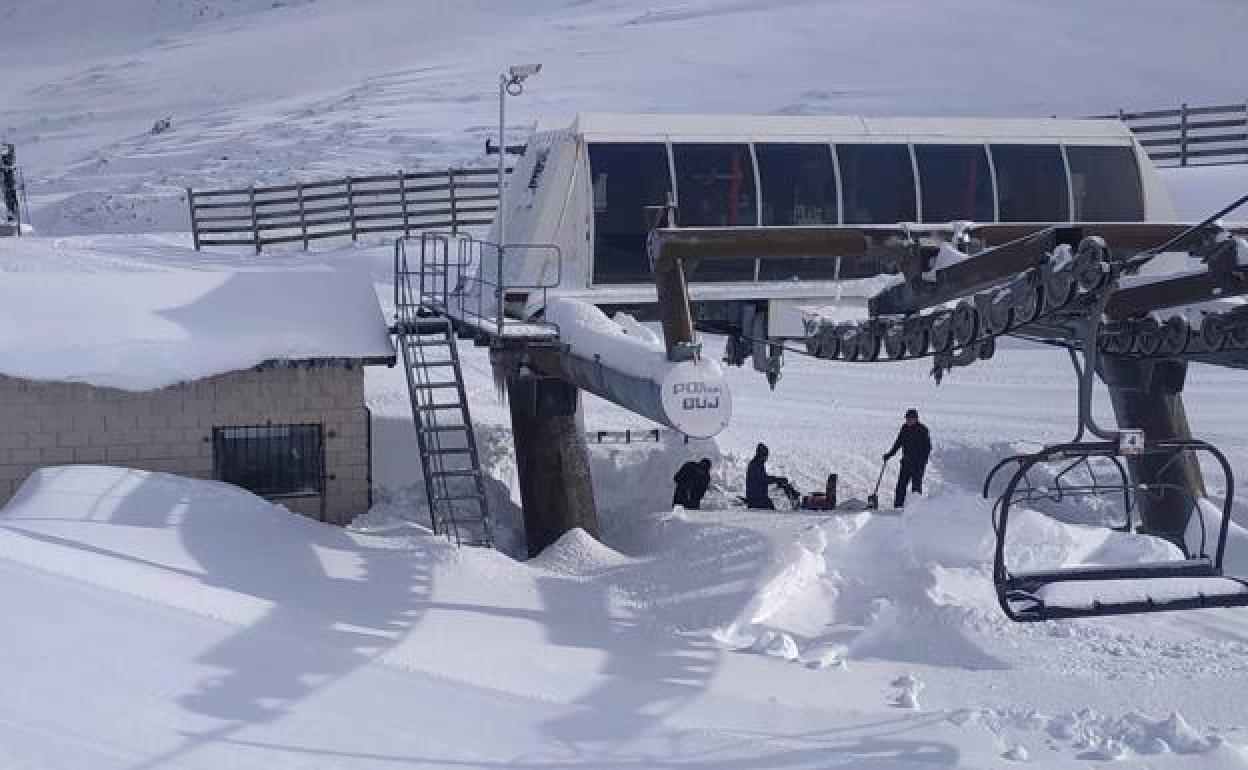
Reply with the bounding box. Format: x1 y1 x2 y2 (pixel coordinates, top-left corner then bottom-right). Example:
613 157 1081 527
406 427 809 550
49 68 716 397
988 438 1248 622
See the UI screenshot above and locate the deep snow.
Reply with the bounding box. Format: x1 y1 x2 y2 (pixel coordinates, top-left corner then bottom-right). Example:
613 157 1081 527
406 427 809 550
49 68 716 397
3 0 1248 767
4 234 1248 767
0 270 392 390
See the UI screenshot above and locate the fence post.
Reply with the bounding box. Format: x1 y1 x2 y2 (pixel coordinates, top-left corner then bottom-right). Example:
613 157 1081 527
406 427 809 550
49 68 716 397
398 169 410 238
1179 102 1189 167
294 182 307 249
186 187 200 251
346 176 357 242
249 186 261 255
448 167 459 235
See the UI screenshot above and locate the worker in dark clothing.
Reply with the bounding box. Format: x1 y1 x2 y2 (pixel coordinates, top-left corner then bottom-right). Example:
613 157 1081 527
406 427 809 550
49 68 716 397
673 458 712 509
745 443 788 509
0 143 18 224
883 408 932 508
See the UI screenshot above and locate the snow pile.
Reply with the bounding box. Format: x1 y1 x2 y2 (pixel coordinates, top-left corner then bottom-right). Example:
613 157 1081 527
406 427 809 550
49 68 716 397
961 706 1247 764
4 457 1248 767
545 297 673 380
890 673 925 710
529 527 635 576
0 270 393 390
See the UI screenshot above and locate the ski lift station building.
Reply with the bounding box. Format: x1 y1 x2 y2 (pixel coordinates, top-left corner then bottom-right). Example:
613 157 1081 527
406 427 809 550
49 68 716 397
0 271 394 524
488 113 1172 335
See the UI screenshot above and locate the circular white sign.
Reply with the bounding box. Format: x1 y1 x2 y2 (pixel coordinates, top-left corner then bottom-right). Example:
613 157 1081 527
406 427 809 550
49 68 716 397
659 360 732 439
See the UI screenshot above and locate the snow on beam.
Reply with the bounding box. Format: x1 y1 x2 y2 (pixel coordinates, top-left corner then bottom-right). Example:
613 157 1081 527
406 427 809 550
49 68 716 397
534 299 731 439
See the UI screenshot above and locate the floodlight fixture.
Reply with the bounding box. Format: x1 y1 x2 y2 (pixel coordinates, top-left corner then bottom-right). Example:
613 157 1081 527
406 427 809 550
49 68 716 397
509 63 542 80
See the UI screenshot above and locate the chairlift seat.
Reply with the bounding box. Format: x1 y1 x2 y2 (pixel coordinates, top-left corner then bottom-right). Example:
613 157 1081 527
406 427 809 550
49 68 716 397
1002 572 1248 622
1002 557 1217 591
991 437 1245 621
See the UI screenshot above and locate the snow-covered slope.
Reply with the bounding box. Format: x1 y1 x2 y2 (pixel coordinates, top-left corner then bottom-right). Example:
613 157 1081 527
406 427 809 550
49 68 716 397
5 460 1248 768
3 235 1248 767
4 0 1248 233
4 1 1248 766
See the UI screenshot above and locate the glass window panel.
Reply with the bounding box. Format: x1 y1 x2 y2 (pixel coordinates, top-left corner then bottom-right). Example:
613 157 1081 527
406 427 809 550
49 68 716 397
991 144 1070 222
837 144 916 225
673 143 758 281
588 143 673 285
756 143 842 280
915 144 995 223
1066 145 1144 221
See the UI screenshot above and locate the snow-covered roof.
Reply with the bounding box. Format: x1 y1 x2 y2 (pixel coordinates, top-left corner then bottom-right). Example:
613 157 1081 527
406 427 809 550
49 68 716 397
562 112 1135 143
0 271 395 391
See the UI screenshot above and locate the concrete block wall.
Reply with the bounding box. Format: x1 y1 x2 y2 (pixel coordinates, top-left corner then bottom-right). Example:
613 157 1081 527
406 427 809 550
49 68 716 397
0 363 372 525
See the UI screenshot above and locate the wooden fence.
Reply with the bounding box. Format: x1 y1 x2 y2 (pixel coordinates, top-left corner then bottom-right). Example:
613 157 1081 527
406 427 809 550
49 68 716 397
1106 102 1248 167
188 167 504 252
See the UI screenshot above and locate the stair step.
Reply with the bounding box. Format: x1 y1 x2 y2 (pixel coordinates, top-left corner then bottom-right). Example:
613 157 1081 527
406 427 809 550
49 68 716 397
414 403 463 412
418 424 470 433
435 493 487 502
410 382 461 390
429 469 480 478
403 338 454 348
408 359 458 367
426 447 473 455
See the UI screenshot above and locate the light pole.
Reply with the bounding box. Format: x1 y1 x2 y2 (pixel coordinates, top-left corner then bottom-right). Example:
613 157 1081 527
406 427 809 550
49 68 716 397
497 63 541 251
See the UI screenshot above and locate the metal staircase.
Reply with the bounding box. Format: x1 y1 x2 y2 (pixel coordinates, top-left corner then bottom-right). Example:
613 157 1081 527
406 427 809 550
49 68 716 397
394 236 491 546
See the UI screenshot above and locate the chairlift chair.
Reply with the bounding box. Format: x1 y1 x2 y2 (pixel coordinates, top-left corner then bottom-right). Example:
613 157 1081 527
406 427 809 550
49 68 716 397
989 438 1248 621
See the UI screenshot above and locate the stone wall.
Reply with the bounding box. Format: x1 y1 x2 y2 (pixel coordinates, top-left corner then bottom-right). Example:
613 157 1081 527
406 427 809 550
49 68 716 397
0 363 372 525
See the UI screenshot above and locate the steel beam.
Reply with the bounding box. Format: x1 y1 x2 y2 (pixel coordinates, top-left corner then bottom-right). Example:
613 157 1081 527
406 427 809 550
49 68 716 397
524 346 731 440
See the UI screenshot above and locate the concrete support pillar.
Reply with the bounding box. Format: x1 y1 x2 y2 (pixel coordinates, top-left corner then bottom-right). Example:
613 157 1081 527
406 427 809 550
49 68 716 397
506 375 599 557
1099 356 1205 549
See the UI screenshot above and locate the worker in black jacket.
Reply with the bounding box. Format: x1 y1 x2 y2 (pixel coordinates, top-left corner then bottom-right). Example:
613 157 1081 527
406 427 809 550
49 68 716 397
673 458 712 509
883 408 931 508
746 443 789 509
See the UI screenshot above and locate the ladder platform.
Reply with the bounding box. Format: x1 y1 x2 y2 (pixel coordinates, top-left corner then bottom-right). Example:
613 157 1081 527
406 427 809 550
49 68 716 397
404 338 456 348
395 318 453 335
440 310 560 342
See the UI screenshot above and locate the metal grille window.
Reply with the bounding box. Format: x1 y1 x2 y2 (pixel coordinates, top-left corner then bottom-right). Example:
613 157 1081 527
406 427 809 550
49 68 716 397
212 424 325 498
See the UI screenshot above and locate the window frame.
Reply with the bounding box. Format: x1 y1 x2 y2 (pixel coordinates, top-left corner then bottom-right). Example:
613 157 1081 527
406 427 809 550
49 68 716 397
585 140 677 287
912 142 998 224
835 142 919 225
1064 143 1146 222
212 422 326 500
988 142 1072 223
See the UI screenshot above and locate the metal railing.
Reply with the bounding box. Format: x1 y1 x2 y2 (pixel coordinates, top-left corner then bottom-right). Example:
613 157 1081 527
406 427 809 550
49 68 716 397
188 167 507 253
394 232 561 340
1103 102 1248 167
